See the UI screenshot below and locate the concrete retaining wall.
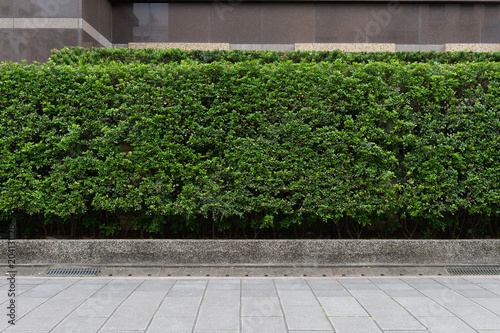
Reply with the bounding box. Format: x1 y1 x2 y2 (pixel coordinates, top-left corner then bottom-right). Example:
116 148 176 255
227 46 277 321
3 240 499 266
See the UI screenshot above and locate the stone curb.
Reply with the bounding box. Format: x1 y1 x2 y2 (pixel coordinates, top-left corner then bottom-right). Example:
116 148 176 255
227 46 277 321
2 239 499 266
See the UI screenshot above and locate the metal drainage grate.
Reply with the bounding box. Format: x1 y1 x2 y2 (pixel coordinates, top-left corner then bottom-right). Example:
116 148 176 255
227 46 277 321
447 267 500 276
47 268 101 277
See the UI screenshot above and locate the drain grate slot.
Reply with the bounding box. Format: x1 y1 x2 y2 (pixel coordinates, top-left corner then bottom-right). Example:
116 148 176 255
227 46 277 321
447 267 500 276
47 268 101 277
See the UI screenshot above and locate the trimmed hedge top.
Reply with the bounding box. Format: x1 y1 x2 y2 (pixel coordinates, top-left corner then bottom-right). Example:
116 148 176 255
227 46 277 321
48 47 500 66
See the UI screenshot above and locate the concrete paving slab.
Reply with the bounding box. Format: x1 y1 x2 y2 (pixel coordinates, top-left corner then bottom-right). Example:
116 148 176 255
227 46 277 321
157 297 202 316
274 279 310 290
100 306 156 331
470 298 500 316
1 275 500 332
330 317 382 333
4 314 62 331
392 296 453 317
242 279 275 290
457 289 500 298
475 283 500 292
306 279 344 290
417 316 476 332
281 305 333 331
207 279 240 290
288 331 333 333
459 314 500 330
147 316 196 333
194 330 240 333
241 297 283 317
371 314 426 331
383 289 423 297
120 291 167 308
277 290 319 306
241 288 278 297
242 316 287 333
311 289 351 297
202 290 240 306
318 297 369 317
195 305 240 330
51 316 107 333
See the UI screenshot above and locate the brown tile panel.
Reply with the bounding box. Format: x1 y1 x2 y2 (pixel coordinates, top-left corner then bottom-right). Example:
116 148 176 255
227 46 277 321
481 4 500 43
262 3 314 44
113 3 169 43
210 4 261 44
83 0 113 41
14 28 79 63
365 3 419 44
420 4 481 44
83 0 99 25
0 0 13 18
109 2 495 45
0 29 15 61
82 29 101 48
146 3 169 42
168 3 209 42
315 3 368 43
14 0 80 18
112 3 137 44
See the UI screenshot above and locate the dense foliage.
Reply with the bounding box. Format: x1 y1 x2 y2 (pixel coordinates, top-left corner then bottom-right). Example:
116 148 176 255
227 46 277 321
49 47 500 65
1 51 499 239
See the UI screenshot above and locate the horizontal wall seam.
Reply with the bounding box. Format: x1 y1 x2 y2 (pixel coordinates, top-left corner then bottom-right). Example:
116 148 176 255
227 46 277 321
0 18 14 29
14 18 80 29
129 42 230 51
2 18 111 48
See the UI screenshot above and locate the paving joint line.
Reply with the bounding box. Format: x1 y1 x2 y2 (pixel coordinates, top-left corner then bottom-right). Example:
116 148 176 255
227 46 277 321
15 278 79 323
305 278 337 332
272 279 291 333
429 277 483 332
190 279 209 333
340 277 385 332
143 279 176 333
48 278 114 332
95 278 145 332
440 277 500 323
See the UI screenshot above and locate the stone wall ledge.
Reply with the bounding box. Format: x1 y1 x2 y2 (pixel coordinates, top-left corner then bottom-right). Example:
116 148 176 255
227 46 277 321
2 239 499 266
295 43 395 52
445 43 500 52
129 43 230 51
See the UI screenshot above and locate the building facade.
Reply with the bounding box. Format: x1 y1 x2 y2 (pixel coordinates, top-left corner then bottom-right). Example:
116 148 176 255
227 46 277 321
1 0 500 62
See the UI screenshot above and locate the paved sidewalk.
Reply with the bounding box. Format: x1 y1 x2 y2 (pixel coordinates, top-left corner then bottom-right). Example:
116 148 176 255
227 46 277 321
1 276 500 332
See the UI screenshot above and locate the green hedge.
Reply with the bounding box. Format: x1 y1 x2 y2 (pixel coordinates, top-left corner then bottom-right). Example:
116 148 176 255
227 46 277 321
48 47 500 66
1 59 499 238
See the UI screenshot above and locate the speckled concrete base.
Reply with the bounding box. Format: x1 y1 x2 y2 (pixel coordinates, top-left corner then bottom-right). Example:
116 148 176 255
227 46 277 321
445 43 500 52
4 240 499 266
295 43 395 52
129 43 230 51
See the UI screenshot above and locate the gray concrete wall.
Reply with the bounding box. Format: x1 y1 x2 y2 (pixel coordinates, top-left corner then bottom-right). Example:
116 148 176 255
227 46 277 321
4 239 500 266
0 0 112 62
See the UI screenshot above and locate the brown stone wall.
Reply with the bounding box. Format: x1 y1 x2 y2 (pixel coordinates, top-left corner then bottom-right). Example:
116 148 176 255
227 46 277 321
112 2 500 45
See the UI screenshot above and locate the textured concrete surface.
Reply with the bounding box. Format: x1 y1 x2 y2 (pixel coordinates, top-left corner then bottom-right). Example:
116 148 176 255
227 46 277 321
2 265 451 278
445 43 500 52
129 43 230 50
396 44 446 52
4 239 499 266
295 43 396 52
1 276 499 332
